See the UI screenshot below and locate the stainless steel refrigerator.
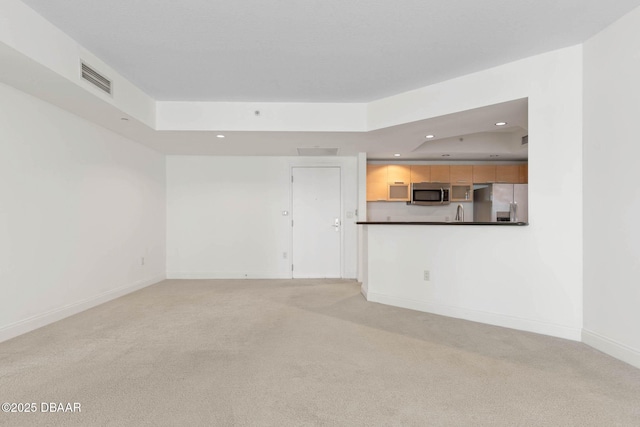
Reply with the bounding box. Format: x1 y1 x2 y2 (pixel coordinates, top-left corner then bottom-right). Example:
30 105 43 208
473 184 528 223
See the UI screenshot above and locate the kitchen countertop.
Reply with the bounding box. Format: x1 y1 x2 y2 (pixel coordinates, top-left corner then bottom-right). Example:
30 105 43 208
357 221 528 226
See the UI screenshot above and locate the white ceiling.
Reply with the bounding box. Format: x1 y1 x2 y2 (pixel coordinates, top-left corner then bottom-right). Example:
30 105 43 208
19 0 640 103
11 1 640 158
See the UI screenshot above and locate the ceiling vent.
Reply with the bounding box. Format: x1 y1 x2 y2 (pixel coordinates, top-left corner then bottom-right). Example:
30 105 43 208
521 135 529 145
81 62 112 95
297 148 339 156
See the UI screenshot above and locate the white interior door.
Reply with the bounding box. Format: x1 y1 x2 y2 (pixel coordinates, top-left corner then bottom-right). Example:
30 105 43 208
292 167 341 278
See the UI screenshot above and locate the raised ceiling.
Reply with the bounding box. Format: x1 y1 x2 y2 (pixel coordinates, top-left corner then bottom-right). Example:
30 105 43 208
147 98 529 160
8 1 640 159
18 0 640 103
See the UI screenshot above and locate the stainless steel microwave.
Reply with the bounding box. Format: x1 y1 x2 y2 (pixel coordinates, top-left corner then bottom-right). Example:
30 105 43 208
411 182 451 205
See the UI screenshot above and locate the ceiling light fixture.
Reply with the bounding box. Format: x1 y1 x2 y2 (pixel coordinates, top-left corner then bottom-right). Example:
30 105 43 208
426 134 435 139
495 122 507 126
216 134 225 138
394 153 401 157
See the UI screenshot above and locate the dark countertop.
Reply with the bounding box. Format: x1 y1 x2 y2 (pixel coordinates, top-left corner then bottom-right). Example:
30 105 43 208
357 221 528 226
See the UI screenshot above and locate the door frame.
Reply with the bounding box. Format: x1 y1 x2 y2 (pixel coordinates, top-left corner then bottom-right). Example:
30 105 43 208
289 165 344 279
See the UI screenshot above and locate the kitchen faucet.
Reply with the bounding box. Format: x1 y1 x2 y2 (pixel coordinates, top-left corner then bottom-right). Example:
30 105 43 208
455 204 464 222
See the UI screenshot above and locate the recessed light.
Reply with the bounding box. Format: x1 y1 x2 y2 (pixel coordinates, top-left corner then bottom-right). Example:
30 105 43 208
426 134 435 139
394 153 401 157
495 122 507 126
441 154 451 157
216 134 225 138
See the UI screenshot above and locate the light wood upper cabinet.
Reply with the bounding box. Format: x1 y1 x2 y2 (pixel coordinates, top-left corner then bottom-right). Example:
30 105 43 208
366 165 388 201
410 165 430 183
451 184 473 202
368 163 528 201
367 165 388 182
519 164 528 184
495 165 520 183
450 165 473 183
473 165 496 183
430 165 450 183
366 164 411 201
388 183 410 201
386 165 411 184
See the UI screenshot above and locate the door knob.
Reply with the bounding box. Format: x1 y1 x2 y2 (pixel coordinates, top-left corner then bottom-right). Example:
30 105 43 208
333 218 340 231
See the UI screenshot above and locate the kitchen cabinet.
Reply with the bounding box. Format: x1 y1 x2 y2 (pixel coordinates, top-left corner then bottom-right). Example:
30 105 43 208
473 165 496 183
451 184 473 202
450 165 473 184
451 164 474 201
496 165 520 183
410 165 430 183
386 165 411 184
430 165 450 183
386 165 410 201
388 183 410 201
519 164 528 183
410 165 450 183
366 164 410 202
366 165 388 201
369 163 528 200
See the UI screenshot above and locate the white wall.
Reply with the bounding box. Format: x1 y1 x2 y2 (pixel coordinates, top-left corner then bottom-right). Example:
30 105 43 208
157 102 367 132
366 202 473 223
0 83 166 342
166 156 358 279
365 224 579 339
362 46 584 341
356 153 367 284
583 6 640 368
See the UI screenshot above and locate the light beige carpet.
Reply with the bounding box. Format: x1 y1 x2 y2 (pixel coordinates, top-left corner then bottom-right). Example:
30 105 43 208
1 279 639 426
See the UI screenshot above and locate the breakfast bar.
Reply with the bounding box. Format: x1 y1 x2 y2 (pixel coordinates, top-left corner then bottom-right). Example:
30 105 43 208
357 220 578 341
357 221 528 225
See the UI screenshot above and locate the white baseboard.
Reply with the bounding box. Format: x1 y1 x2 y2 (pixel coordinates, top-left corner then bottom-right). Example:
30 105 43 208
166 272 357 280
582 329 640 369
0 274 165 344
360 283 368 299
166 272 290 279
366 292 581 341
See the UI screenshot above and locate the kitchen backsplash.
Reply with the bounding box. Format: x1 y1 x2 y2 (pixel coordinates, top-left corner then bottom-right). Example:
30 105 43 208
367 201 474 222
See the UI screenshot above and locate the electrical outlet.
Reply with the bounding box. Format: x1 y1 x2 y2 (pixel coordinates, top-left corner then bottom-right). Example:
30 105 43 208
424 270 430 281
141 257 145 266
283 252 288 259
